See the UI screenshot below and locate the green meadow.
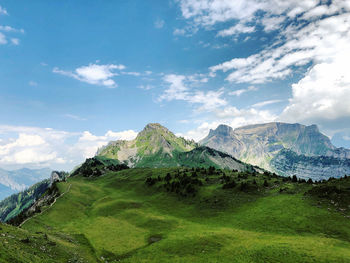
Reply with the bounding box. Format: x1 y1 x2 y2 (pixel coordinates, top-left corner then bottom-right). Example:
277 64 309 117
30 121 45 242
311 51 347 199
14 167 350 262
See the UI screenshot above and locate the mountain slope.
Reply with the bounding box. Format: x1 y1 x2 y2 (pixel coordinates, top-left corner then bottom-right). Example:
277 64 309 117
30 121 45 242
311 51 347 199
15 167 350 262
0 171 67 223
200 122 350 180
97 123 256 171
0 168 52 201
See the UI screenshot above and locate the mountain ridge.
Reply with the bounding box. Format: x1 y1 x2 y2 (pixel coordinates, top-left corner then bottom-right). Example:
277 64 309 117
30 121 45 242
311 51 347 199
201 122 350 180
97 123 258 172
0 167 52 201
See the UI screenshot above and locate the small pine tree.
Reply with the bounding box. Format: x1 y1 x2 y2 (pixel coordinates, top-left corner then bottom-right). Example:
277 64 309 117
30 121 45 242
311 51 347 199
165 173 172 182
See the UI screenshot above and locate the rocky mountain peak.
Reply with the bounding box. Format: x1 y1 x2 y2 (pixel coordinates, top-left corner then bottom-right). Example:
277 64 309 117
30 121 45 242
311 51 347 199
138 123 171 137
208 124 234 138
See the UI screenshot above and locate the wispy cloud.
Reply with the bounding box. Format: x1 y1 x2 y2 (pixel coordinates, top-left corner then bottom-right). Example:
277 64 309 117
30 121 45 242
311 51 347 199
138 84 154 90
173 28 186 36
0 25 24 33
154 18 165 29
64 114 87 121
229 86 257 96
217 23 255 37
0 6 8 16
28 81 38 87
252 99 283 108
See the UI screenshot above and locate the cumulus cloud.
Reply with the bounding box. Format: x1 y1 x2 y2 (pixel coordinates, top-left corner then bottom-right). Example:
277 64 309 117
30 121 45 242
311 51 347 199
0 125 138 171
53 63 126 88
280 51 350 124
177 0 350 134
159 74 227 112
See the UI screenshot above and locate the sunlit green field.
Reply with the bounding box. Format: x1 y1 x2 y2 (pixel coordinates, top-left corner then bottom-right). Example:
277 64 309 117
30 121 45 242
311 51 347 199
19 168 350 263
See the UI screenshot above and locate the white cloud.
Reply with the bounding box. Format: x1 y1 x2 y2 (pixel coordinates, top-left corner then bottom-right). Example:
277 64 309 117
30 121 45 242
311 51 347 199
154 19 165 29
189 2 350 133
229 86 257 96
0 6 8 15
0 24 24 46
53 63 126 88
0 25 24 33
159 74 227 112
0 125 138 170
10 38 19 45
0 32 7 44
173 28 186 36
280 50 350 124
252 99 283 108
29 81 37 87
217 23 255 37
261 16 285 32
121 71 141 76
138 84 154 90
105 130 138 141
64 114 87 121
207 3 350 91
176 0 320 28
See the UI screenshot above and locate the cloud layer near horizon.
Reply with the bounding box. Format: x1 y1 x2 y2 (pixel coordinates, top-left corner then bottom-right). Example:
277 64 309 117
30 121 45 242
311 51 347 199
0 125 137 171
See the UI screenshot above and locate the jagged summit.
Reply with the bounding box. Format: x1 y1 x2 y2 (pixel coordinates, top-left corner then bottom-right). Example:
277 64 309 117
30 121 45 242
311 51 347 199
208 124 234 138
142 123 169 131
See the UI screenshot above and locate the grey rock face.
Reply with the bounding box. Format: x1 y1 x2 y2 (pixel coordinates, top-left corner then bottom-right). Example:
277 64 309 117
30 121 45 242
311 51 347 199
200 122 350 180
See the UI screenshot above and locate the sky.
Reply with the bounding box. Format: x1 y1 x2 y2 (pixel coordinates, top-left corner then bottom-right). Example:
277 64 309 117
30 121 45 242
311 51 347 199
0 0 350 171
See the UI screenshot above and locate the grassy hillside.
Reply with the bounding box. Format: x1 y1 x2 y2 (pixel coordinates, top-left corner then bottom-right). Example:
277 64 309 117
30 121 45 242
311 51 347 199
0 221 97 263
15 167 350 263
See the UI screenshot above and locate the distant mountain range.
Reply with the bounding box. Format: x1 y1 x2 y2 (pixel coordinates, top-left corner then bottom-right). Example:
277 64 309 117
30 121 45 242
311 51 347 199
0 168 52 201
97 123 258 172
200 122 350 180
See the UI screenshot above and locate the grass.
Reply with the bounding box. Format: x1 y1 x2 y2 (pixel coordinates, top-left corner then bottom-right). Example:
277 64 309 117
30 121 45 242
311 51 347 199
15 168 350 262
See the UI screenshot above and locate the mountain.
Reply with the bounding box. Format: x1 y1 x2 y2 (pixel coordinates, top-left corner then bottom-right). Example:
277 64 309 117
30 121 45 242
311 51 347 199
200 122 350 180
0 167 52 201
0 171 67 223
97 123 257 171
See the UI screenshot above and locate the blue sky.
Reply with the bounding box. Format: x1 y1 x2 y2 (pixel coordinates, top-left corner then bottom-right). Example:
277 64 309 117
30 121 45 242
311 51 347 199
0 0 350 170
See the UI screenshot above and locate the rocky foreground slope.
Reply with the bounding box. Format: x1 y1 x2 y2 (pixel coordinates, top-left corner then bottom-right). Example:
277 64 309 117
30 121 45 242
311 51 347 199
200 122 350 180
